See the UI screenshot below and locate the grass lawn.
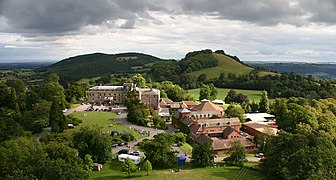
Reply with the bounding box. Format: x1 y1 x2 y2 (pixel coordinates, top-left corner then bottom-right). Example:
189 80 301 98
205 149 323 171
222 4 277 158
77 76 101 84
187 88 263 103
64 112 145 139
189 54 254 79
89 160 266 180
179 143 193 156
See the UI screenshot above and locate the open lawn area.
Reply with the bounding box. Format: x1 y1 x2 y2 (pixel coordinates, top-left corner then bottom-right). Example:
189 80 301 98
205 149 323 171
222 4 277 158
187 88 263 103
64 112 145 139
89 160 266 180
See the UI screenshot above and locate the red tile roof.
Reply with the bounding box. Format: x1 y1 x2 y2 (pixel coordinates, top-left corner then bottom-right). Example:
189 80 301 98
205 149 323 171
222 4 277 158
191 101 223 112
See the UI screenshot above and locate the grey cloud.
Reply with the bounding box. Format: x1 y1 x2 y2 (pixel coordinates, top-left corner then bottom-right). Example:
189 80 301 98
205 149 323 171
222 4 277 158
0 0 336 37
0 0 164 35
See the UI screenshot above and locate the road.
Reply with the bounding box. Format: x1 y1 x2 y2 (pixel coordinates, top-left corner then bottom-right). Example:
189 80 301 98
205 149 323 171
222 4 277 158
40 104 260 163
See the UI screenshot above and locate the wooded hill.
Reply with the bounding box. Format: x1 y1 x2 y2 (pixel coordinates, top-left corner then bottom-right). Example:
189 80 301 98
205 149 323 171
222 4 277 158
37 52 163 81
38 49 254 82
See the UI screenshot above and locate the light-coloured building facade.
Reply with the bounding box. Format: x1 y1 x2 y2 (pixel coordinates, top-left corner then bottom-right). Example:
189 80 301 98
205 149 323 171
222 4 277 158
87 83 160 110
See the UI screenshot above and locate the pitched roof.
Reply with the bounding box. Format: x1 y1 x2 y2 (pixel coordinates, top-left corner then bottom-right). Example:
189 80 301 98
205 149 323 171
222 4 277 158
181 101 197 106
191 101 223 112
170 102 181 109
178 108 191 113
212 99 225 104
161 98 173 104
181 118 194 125
189 124 202 134
212 138 255 150
195 134 210 144
222 126 236 136
243 122 278 135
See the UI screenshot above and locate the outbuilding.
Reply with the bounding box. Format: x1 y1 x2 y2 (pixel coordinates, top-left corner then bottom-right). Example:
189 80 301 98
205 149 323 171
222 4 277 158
118 154 141 165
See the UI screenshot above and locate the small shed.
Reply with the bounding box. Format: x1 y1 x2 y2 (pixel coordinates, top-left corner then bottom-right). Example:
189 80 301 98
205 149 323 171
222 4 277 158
212 99 225 105
178 156 186 165
93 163 103 171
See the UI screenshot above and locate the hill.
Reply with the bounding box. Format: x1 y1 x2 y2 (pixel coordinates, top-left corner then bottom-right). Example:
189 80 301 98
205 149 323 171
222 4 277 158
189 53 254 79
247 62 336 79
38 52 162 81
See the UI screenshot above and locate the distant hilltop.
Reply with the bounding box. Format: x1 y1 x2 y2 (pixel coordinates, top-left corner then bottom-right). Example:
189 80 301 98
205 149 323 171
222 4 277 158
36 49 267 82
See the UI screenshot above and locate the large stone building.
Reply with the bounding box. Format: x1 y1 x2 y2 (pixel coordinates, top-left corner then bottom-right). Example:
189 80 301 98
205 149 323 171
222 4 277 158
87 83 160 110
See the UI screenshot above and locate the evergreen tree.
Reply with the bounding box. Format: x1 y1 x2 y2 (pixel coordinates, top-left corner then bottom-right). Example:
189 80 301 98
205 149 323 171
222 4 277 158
259 91 270 113
49 101 66 133
209 83 217 100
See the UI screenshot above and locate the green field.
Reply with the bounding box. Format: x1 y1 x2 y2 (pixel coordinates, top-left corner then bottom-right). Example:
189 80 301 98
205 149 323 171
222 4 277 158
65 112 145 139
89 161 265 180
187 88 263 103
77 76 101 84
189 54 254 79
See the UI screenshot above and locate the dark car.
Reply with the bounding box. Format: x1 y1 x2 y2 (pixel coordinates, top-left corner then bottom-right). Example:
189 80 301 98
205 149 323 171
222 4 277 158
118 149 129 154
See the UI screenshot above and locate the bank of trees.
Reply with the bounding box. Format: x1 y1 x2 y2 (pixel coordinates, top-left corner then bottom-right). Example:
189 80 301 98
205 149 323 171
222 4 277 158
0 137 93 179
125 92 149 126
261 97 336 179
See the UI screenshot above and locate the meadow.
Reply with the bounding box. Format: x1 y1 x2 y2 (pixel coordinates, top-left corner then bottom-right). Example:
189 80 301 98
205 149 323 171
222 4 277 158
89 160 266 180
187 88 263 103
65 112 145 139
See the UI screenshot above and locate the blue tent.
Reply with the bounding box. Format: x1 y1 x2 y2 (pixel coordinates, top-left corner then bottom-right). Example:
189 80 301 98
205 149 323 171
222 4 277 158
178 156 186 165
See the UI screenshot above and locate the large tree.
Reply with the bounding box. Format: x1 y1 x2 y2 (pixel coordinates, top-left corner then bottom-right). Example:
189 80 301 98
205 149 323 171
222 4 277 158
132 73 146 87
260 132 336 180
191 140 214 167
139 133 177 168
223 140 247 167
199 84 211 101
0 138 91 179
72 126 112 163
49 101 67 133
42 73 69 109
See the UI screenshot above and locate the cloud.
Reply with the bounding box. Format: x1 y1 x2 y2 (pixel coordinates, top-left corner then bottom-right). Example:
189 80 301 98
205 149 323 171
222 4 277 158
1 0 336 37
4 45 17 49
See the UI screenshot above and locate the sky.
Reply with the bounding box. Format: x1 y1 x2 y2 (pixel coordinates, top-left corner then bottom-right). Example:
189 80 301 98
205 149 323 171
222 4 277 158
0 0 336 63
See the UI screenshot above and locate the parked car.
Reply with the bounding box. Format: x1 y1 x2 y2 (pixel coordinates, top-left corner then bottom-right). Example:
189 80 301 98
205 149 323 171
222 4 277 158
255 152 264 158
118 149 129 154
118 111 122 115
119 142 127 146
112 144 118 148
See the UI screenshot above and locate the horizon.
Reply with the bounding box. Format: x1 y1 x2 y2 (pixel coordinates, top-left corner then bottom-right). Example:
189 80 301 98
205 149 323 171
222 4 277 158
1 1 336 63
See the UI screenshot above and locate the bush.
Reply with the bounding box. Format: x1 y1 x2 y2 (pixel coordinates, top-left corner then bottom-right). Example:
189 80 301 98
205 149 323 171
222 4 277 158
120 133 135 142
111 136 124 144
